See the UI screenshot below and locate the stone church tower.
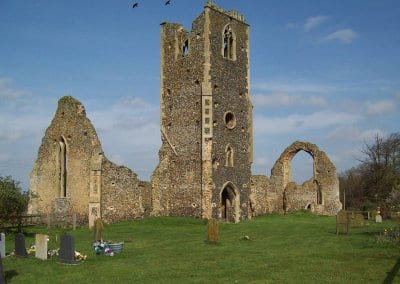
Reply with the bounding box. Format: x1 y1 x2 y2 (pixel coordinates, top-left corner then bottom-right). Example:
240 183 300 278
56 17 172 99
151 1 253 222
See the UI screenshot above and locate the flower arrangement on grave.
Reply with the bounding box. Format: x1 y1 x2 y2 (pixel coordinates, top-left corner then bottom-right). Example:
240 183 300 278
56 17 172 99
74 250 87 261
92 240 114 256
378 225 400 243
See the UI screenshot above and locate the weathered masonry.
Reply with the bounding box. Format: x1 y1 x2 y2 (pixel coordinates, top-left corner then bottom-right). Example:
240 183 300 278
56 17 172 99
151 1 253 222
250 141 342 216
28 97 151 226
28 1 341 226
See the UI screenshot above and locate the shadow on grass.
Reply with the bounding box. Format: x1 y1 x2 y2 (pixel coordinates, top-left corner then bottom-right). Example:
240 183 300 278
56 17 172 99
383 258 400 284
5 269 19 282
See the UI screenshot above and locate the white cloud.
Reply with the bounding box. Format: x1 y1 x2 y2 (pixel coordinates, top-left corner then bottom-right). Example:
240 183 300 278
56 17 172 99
327 126 385 142
253 93 326 108
366 99 396 115
254 110 361 135
0 78 30 99
304 15 330 31
322 29 358 44
252 81 337 95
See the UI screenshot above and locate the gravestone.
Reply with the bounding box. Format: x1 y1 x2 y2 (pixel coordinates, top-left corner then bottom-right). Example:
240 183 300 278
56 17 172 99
207 219 219 243
0 233 5 258
35 234 48 260
336 210 350 235
59 234 77 264
351 213 365 227
0 255 4 284
93 219 104 241
375 207 382 223
14 233 27 257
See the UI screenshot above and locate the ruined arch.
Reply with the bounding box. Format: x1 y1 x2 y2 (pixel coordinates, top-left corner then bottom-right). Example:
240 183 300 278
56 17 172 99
220 181 240 223
270 141 342 216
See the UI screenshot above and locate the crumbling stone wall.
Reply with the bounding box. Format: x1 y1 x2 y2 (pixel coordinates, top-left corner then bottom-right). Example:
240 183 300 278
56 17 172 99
251 141 342 216
151 2 252 222
101 159 151 223
29 96 149 225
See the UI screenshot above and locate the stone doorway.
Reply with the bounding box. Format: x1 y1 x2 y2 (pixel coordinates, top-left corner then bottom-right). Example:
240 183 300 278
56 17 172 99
220 182 240 223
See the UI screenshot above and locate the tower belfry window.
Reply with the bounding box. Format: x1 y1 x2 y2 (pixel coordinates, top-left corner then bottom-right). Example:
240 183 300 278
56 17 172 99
223 26 235 60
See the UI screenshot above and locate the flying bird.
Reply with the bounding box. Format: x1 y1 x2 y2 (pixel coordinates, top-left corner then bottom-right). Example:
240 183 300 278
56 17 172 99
165 0 171 5
132 2 139 8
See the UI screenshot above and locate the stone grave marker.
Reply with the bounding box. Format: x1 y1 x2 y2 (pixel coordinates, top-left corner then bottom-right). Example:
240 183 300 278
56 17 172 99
59 234 77 264
14 233 27 257
351 213 365 227
0 255 4 284
0 233 5 258
336 210 350 235
93 218 104 241
207 219 219 243
375 207 382 223
35 234 48 260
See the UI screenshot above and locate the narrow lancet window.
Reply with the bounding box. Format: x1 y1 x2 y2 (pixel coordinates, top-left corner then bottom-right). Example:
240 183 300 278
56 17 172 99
225 145 234 167
58 137 67 197
182 39 189 57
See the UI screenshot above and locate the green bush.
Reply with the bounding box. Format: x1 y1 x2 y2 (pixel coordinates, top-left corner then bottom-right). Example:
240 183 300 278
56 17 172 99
0 175 28 221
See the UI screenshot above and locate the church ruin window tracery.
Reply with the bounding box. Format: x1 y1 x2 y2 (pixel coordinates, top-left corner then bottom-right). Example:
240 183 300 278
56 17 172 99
223 25 236 60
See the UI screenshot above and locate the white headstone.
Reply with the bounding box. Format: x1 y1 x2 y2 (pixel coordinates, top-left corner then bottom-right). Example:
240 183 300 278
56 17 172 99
0 233 5 258
375 214 382 223
35 234 48 260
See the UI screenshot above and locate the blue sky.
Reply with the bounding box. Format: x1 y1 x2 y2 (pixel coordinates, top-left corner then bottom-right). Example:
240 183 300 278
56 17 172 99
0 0 399 190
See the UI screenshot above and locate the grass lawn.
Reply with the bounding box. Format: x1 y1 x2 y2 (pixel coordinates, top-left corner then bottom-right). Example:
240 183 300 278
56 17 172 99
2 211 399 283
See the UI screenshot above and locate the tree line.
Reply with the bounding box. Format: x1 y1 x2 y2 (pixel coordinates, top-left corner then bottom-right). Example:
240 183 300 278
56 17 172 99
339 132 400 217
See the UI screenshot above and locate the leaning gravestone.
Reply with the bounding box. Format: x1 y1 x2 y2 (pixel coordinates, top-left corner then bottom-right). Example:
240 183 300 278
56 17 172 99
59 234 77 264
14 233 27 257
35 234 48 260
336 210 350 235
0 233 5 258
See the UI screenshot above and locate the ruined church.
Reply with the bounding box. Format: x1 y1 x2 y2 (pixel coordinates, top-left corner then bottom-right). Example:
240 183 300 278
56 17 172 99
28 1 342 226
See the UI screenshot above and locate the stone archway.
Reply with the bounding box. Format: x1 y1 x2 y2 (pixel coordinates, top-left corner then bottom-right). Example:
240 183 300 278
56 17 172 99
270 141 342 216
220 182 240 223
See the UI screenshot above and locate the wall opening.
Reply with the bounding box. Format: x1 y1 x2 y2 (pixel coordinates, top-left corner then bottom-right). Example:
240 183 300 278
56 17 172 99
58 137 67 197
291 150 314 184
220 183 239 222
182 39 189 57
224 111 236 129
225 145 234 167
223 25 236 60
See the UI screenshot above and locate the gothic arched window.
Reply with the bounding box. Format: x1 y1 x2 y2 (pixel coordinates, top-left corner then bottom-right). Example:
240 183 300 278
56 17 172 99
223 26 236 60
225 145 234 167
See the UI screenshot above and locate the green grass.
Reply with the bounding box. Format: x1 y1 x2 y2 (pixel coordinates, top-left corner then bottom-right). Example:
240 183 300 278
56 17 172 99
2 212 400 283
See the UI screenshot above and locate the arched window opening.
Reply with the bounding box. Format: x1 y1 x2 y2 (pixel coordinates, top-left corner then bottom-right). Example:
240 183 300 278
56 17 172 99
58 137 67 197
225 145 234 167
223 26 235 60
182 39 189 57
291 150 314 184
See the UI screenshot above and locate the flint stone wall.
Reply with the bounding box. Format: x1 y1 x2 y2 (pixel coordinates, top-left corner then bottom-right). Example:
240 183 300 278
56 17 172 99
29 96 149 224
